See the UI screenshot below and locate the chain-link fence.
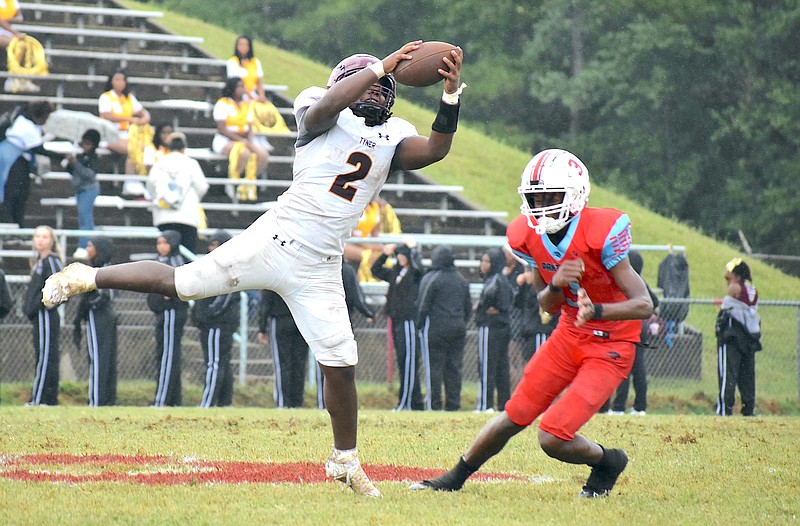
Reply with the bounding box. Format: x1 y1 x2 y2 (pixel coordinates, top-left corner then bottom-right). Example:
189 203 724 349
2 273 798 411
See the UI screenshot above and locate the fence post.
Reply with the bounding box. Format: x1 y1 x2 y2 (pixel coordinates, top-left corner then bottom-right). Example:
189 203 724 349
239 291 248 386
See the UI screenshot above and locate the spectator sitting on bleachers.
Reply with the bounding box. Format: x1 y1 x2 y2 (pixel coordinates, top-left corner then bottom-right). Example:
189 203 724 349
212 77 268 202
98 70 152 197
343 197 402 282
226 35 266 102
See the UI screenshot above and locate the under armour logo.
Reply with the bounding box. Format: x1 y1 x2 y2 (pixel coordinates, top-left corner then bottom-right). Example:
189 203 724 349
606 351 620 360
378 133 390 140
272 234 286 246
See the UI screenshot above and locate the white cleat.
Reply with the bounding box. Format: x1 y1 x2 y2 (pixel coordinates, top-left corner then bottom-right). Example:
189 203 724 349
42 262 98 308
325 449 381 497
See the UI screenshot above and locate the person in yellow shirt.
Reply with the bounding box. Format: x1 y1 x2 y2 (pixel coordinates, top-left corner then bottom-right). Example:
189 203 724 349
98 70 152 195
226 35 266 102
344 197 402 282
212 77 269 202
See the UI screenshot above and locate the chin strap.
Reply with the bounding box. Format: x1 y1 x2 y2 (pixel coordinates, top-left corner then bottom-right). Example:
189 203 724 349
352 102 392 126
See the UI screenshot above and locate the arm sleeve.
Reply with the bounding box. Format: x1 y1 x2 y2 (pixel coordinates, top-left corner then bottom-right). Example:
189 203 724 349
600 214 632 270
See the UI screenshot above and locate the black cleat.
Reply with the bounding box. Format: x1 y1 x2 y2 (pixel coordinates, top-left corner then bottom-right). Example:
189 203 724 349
579 448 628 498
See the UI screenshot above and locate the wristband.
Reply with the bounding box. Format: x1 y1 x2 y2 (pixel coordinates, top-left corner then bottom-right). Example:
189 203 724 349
592 303 604 320
547 283 561 294
431 98 460 134
442 82 467 105
368 61 386 79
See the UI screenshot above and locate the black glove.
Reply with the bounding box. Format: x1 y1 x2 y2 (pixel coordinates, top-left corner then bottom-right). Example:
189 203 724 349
73 321 82 348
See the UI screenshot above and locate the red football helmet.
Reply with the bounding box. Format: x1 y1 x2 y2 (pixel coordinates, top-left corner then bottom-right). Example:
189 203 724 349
327 54 396 126
518 149 591 234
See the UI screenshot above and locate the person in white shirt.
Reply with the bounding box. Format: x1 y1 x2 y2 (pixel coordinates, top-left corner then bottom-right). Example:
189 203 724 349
43 40 464 498
146 132 209 254
0 100 52 203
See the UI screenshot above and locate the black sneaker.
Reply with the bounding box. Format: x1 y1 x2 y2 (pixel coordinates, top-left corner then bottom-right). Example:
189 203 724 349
579 449 628 498
408 476 462 492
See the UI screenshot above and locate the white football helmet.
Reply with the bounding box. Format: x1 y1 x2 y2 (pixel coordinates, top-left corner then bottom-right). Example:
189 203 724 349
518 149 590 234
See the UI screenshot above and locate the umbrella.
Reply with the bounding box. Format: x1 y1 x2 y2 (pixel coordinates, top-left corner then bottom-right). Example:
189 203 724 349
42 109 119 144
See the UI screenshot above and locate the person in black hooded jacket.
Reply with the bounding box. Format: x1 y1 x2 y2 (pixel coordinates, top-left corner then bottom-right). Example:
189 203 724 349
416 245 472 411
73 236 118 406
147 230 187 407
194 230 239 408
474 247 514 412
371 239 424 411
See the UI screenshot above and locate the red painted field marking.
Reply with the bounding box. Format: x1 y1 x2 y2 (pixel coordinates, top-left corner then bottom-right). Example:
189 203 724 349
0 454 526 486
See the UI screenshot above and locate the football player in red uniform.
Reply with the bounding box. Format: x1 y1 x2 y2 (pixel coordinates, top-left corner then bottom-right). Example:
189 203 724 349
411 149 653 498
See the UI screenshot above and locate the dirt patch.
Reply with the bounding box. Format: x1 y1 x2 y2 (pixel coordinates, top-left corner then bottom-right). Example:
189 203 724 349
0 454 525 485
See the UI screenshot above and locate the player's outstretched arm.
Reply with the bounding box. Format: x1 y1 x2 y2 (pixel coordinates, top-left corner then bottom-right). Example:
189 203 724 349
304 41 421 135
394 47 464 171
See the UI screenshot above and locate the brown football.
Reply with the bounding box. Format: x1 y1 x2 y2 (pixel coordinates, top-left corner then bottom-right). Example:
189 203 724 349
392 41 458 87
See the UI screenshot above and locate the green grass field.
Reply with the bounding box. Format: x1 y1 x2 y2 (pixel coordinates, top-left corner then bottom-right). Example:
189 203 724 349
1 407 798 525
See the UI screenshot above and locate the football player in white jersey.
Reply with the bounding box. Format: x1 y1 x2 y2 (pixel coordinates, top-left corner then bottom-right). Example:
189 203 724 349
41 40 464 497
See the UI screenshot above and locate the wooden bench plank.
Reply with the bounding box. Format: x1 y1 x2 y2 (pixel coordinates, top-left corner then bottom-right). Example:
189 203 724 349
19 3 164 18
0 94 294 117
15 23 203 44
45 48 226 67
39 171 464 194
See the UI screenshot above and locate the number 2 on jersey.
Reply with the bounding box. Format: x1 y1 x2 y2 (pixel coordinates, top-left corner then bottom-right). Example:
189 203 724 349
329 152 372 202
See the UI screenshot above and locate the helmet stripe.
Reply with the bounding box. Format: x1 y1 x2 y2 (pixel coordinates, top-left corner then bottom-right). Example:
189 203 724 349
531 150 552 182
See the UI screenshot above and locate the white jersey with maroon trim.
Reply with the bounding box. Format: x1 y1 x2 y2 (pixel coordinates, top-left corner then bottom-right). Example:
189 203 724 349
275 86 417 256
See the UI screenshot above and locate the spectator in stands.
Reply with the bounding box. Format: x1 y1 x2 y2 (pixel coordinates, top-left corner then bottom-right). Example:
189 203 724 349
146 131 209 254
212 77 269 202
98 70 152 196
226 35 267 102
474 248 513 413
417 245 472 411
143 123 174 169
194 230 239 408
42 41 465 497
64 129 101 260
344 197 402 282
715 258 761 417
0 0 23 51
601 250 659 415
147 230 188 407
23 225 63 406
0 100 53 205
371 238 424 411
258 289 309 409
73 236 117 407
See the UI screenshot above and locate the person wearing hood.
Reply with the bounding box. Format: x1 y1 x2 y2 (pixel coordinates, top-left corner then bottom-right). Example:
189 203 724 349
474 247 514 413
371 238 424 411
715 258 761 416
194 230 239 408
147 230 188 407
416 245 472 411
73 236 118 406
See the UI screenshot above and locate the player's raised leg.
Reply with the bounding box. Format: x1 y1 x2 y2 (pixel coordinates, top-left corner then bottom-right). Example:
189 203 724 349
43 261 177 308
